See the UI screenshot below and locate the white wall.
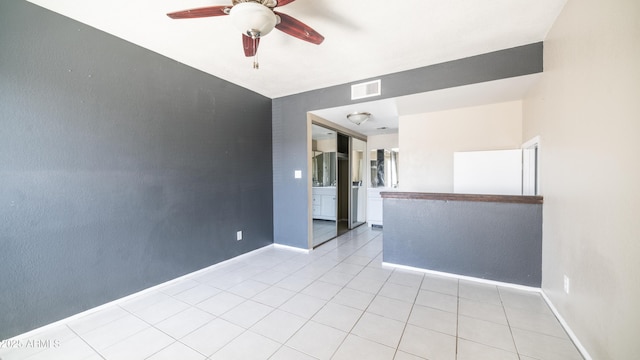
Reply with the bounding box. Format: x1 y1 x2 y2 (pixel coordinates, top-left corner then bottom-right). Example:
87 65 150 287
399 101 523 192
367 133 398 153
522 0 640 358
314 138 336 152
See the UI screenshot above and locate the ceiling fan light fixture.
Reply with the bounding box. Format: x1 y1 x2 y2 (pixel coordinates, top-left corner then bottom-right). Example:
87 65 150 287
346 111 371 126
230 2 277 38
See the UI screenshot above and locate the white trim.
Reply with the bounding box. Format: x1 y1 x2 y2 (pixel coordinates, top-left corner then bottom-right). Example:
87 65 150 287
521 135 541 150
273 243 310 254
540 291 593 360
307 114 314 249
382 262 541 292
521 135 541 195
8 244 274 341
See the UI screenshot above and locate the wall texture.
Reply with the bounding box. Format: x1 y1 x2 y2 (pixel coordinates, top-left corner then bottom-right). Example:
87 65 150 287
274 44 543 249
0 0 273 339
383 198 542 287
522 0 640 358
400 101 523 192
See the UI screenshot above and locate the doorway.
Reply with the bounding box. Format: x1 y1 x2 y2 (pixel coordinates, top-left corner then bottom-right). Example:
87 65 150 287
310 123 367 248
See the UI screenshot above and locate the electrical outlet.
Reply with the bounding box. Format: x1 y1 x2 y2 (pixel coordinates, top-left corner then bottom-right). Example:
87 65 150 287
236 231 243 241
563 275 570 294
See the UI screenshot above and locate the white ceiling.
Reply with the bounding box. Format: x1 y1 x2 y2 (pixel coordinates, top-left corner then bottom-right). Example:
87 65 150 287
26 0 565 137
26 0 566 99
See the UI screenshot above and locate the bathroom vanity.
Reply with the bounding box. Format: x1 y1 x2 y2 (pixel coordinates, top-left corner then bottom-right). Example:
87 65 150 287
312 187 336 220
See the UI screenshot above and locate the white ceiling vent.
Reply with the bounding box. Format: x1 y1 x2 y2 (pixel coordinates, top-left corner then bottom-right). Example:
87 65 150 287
351 79 381 100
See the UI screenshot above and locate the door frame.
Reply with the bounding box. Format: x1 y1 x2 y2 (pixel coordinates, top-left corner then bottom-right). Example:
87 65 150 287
307 113 367 249
522 136 541 195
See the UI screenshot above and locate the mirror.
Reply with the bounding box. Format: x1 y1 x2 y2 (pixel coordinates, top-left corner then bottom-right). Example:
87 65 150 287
312 152 336 187
311 124 337 247
370 149 399 188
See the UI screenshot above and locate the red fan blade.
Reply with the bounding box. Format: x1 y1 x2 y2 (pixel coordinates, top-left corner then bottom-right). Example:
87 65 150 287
274 11 324 45
167 6 229 19
242 34 260 57
275 0 296 7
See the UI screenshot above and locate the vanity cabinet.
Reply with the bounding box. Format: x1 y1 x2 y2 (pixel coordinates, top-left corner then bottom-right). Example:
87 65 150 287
367 188 384 227
312 187 336 220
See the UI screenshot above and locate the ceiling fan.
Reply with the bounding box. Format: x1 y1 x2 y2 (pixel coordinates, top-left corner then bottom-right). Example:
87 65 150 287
167 0 324 68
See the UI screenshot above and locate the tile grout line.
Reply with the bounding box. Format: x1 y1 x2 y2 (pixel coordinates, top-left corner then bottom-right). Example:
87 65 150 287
116 253 294 360
497 287 523 360
390 268 427 360
264 229 381 359
64 323 107 360
325 245 391 359
115 303 214 359
189 258 300 359
296 230 381 359
455 278 460 360
195 258 298 359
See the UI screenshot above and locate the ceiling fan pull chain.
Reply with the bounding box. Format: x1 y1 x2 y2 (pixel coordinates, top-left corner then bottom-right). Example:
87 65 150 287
253 41 259 69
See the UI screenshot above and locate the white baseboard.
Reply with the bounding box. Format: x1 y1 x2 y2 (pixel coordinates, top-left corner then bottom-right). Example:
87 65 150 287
273 243 310 254
540 291 592 360
9 244 274 341
382 261 541 292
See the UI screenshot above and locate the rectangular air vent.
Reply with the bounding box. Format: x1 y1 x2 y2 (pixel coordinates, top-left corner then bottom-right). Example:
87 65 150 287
351 79 381 100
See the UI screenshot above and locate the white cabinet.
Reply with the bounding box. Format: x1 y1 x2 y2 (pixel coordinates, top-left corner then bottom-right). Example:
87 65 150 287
312 187 337 220
312 195 322 217
321 195 336 218
367 188 384 227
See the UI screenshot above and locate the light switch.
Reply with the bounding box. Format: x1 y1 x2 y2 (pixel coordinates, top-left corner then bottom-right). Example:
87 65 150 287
294 170 302 179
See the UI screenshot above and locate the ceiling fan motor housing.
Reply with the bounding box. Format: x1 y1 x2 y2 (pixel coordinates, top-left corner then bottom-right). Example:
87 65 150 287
232 0 277 7
230 2 277 38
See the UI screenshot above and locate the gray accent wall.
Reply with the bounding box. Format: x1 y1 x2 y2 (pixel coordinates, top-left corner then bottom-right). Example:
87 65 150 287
0 0 272 339
273 43 543 249
383 199 542 287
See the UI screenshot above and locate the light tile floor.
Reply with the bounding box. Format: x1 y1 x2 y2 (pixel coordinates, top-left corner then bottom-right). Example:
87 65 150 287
312 220 337 247
0 226 584 360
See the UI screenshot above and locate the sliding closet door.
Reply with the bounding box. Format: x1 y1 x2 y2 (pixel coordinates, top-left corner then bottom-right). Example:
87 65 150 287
311 124 337 247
